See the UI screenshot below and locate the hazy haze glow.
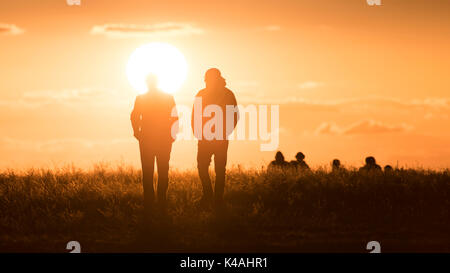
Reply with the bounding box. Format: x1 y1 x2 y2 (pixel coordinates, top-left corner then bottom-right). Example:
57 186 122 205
0 0 449 170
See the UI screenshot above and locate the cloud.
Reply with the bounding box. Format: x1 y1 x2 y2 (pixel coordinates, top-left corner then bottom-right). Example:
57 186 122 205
0 23 24 35
298 81 324 89
264 25 281 31
315 122 341 135
91 22 204 38
343 120 412 135
316 120 412 135
0 137 133 153
22 89 111 102
409 98 450 108
235 81 260 87
0 88 130 108
266 96 450 113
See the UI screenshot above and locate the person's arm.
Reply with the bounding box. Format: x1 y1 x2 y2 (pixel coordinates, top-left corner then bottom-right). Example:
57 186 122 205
191 104 194 135
231 92 239 129
191 94 199 137
130 97 142 140
169 96 179 142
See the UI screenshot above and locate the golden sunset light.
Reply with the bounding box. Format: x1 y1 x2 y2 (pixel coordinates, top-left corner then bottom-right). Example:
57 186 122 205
1 1 449 170
0 0 449 258
126 42 187 94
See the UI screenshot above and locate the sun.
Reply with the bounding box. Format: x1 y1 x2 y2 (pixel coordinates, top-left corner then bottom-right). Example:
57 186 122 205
126 42 187 94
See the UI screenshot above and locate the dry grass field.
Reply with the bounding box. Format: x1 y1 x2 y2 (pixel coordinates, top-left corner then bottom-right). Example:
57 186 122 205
0 165 449 252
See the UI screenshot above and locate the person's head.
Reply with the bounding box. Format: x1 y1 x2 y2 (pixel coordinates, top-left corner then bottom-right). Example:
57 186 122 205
384 165 393 172
332 159 341 168
204 68 226 88
365 156 376 165
146 74 159 93
275 151 285 162
296 152 305 162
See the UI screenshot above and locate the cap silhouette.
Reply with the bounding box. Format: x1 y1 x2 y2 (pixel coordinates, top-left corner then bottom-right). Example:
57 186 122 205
359 156 382 172
384 165 394 173
268 151 289 170
332 159 341 171
290 152 310 170
204 68 226 87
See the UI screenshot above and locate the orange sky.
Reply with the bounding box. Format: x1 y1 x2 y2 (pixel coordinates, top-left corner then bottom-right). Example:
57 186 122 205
1 0 450 170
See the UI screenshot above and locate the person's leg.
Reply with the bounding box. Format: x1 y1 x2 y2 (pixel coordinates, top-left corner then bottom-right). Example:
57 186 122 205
197 141 213 201
156 145 172 208
139 141 155 212
213 141 229 204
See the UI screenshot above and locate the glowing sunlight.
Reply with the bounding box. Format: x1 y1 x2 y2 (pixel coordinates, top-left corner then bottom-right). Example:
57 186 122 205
126 42 188 94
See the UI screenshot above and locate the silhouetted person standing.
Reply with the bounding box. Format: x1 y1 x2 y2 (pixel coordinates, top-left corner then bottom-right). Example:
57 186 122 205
331 159 341 172
131 75 178 215
268 151 289 170
290 152 310 170
359 156 382 172
191 68 238 209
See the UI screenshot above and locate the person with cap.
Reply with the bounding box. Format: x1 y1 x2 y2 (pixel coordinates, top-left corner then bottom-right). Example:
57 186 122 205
268 151 290 171
331 159 342 172
384 165 394 173
359 156 382 173
191 68 239 209
290 152 310 171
